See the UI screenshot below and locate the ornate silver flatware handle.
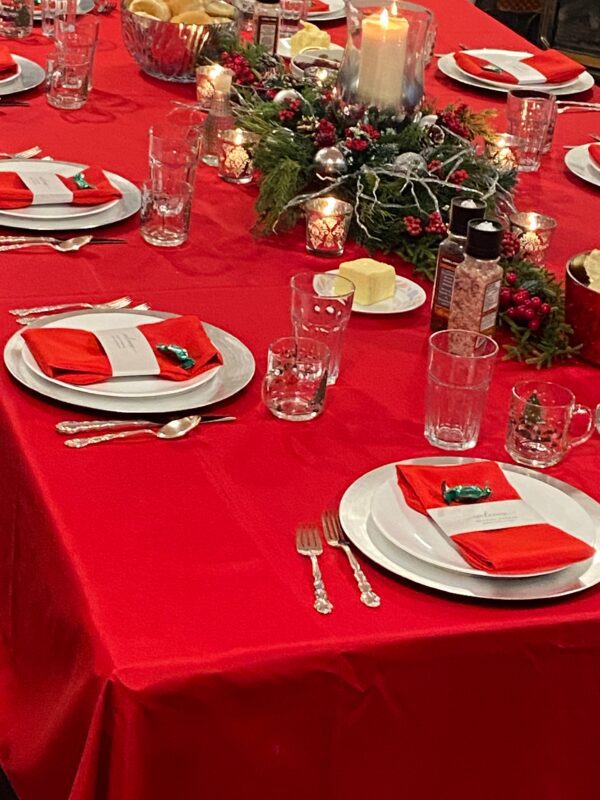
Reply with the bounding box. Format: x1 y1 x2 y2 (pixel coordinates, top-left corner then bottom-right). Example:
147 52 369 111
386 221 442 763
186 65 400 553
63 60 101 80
11 297 85 315
57 419 156 434
64 429 155 448
310 554 333 614
343 544 380 607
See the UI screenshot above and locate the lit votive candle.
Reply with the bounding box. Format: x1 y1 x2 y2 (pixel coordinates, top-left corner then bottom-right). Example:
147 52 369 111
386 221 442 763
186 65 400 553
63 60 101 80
487 133 520 171
303 66 338 87
217 129 260 184
305 196 353 256
196 65 232 110
509 211 557 266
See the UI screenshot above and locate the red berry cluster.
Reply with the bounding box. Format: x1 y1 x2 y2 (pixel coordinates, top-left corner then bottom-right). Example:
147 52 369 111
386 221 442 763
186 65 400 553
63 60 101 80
450 169 469 185
219 52 255 86
344 122 380 152
403 215 423 236
438 104 472 140
314 119 337 148
500 277 552 332
500 230 520 260
278 98 302 123
425 211 447 235
427 159 443 175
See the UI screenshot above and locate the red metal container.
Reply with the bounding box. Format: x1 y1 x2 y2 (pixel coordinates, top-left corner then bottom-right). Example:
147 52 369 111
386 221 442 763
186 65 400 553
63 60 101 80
565 252 600 366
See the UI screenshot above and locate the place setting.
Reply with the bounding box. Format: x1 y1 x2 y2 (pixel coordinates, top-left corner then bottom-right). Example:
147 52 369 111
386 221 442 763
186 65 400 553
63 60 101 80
564 142 600 190
0 45 45 100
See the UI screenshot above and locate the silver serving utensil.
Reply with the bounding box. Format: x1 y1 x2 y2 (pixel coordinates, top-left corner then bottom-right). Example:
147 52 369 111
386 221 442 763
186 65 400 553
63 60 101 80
322 510 380 608
17 302 150 325
0 146 42 159
10 295 133 316
64 415 202 448
56 414 236 434
295 524 333 614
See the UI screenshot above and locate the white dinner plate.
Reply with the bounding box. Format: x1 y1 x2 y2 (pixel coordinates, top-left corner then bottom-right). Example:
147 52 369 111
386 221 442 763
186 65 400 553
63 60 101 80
339 457 600 601
370 471 596 578
5 310 256 413
0 159 141 231
1 198 120 221
0 61 22 86
565 145 600 190
33 0 94 18
453 49 579 91
326 269 426 314
21 310 223 398
438 52 595 97
308 0 345 20
0 55 45 97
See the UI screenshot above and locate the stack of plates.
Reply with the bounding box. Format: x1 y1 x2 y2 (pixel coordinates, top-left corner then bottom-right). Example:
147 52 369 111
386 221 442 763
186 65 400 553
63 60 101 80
339 457 600 601
0 55 45 98
0 159 141 231
565 144 600 190
437 48 595 96
4 309 256 413
307 0 345 22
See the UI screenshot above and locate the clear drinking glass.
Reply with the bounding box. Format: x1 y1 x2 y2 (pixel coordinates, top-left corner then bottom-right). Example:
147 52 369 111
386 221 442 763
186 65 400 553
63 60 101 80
149 123 199 193
425 329 498 451
506 89 555 172
55 17 99 88
46 46 93 109
279 0 307 38
140 181 194 248
0 0 34 38
291 272 355 385
506 381 594 468
41 0 68 37
261 337 330 421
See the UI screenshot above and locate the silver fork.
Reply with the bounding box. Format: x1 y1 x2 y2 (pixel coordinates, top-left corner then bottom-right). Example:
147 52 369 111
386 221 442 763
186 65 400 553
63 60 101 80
322 510 380 608
0 235 101 253
295 524 333 615
10 295 133 317
0 146 42 159
17 302 149 325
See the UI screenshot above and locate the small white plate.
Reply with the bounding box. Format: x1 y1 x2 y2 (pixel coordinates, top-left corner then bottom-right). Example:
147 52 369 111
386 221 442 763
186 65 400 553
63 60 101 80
453 49 579 90
1 198 120 221
326 269 426 314
370 473 595 578
339 457 600 602
21 310 223 398
0 55 45 97
308 0 345 20
0 61 22 86
565 145 600 190
289 44 343 77
438 52 595 96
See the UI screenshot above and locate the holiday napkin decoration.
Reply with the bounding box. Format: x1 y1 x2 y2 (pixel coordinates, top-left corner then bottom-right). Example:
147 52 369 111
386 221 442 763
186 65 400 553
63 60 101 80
454 49 585 86
0 166 123 210
589 144 600 169
396 461 595 574
0 46 18 79
22 316 223 385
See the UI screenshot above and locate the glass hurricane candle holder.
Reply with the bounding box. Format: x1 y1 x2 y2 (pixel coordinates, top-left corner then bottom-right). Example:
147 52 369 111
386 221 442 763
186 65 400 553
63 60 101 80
509 211 557 266
486 133 520 172
217 129 260 184
305 197 353 256
196 65 232 110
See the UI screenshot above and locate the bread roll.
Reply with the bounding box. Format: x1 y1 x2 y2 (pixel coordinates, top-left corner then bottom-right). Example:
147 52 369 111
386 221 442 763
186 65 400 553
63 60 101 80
170 8 212 22
165 0 204 16
129 0 171 19
205 0 235 17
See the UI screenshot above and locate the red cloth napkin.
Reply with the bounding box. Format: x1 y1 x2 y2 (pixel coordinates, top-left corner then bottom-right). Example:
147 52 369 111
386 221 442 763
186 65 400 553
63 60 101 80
589 144 600 168
0 166 123 210
454 49 585 85
0 46 18 79
309 0 329 12
396 461 595 574
22 316 223 385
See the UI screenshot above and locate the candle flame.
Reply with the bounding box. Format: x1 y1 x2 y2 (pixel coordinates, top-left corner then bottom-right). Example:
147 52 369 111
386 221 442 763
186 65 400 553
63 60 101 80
390 1 397 15
322 197 337 215
380 7 389 27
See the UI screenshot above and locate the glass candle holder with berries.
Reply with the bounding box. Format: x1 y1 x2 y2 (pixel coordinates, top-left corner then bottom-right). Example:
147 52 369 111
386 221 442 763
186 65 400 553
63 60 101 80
509 211 556 266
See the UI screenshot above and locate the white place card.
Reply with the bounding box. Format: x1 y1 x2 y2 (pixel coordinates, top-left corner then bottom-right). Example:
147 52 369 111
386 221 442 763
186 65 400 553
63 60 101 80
484 54 546 84
429 499 544 538
17 171 74 206
94 327 161 378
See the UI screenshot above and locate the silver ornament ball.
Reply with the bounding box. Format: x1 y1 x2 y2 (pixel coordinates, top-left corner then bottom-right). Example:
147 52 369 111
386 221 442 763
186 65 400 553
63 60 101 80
314 146 348 178
272 88 304 105
392 152 427 175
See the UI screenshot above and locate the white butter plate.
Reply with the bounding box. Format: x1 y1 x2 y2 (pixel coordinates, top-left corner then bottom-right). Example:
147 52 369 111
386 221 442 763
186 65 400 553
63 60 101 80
339 457 600 601
21 310 223 398
370 472 595 578
565 145 600 190
0 55 45 97
5 310 255 413
326 269 426 314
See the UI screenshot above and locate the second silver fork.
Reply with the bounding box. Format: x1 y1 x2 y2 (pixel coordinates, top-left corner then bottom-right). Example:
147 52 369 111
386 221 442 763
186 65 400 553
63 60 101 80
10 295 133 318
322 510 380 608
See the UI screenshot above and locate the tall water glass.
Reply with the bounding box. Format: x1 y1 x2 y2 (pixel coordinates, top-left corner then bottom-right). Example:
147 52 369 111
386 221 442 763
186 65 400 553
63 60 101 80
506 89 555 172
0 0 34 38
41 0 68 37
262 337 330 421
291 272 355 385
149 123 199 192
425 330 498 451
140 180 194 247
55 17 99 86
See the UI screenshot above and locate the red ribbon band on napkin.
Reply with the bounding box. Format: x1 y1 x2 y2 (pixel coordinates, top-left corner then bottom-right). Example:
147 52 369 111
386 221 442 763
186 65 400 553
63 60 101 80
589 144 600 168
22 315 223 385
396 461 595 574
0 45 18 79
454 49 585 85
0 166 123 210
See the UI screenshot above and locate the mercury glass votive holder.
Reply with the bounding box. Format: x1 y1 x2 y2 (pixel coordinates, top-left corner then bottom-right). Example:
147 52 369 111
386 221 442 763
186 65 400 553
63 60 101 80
196 65 230 110
217 129 260 185
486 133 521 172
509 211 557 266
304 197 353 256
303 66 338 87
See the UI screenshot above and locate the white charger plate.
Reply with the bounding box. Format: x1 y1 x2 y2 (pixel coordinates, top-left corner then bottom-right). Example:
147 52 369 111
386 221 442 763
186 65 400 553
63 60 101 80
21 310 223 398
0 61 22 86
326 269 426 314
438 52 595 97
453 49 579 91
1 198 120 221
339 457 600 601
0 159 141 231
371 471 596 578
565 145 600 189
5 310 256 413
0 55 45 97
308 0 345 20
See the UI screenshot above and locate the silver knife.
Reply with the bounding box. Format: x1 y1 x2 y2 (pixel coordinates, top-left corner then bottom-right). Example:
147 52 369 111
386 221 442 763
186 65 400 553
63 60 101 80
56 415 236 434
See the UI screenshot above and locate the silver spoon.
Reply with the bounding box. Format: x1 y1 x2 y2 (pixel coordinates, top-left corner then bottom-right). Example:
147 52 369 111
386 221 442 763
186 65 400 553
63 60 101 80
0 146 42 159
0 235 94 253
64 415 202 448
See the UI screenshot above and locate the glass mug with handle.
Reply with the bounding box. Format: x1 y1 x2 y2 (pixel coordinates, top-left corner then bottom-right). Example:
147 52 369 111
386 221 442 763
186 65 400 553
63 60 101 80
505 381 594 468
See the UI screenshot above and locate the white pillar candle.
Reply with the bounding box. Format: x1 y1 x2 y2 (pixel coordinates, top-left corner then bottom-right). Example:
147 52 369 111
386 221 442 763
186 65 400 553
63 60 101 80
357 8 408 109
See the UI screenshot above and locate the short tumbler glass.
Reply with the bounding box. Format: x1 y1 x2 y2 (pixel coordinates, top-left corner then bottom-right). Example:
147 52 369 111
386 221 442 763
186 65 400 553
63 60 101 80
46 47 93 109
291 272 355 385
425 329 498 451
506 89 555 172
140 181 193 247
262 337 330 422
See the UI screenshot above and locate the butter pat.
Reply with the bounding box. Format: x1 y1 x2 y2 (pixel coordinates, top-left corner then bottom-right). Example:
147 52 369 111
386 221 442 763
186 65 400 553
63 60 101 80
290 22 331 56
338 258 396 306
583 249 600 293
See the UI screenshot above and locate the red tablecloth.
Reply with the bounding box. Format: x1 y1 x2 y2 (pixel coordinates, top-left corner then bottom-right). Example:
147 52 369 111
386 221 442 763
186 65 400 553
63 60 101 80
0 4 599 800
